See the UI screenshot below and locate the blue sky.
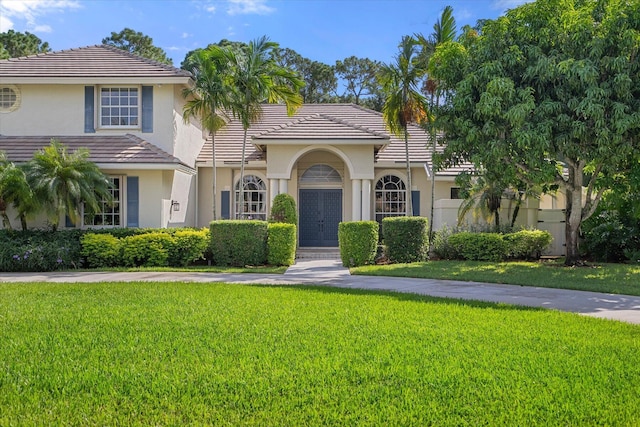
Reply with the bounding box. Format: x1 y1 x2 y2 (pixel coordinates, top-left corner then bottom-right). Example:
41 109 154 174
0 0 530 66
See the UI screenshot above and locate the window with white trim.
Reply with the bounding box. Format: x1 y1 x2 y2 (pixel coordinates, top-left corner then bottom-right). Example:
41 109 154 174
100 87 139 127
84 176 122 227
375 175 406 222
0 85 20 112
235 175 267 220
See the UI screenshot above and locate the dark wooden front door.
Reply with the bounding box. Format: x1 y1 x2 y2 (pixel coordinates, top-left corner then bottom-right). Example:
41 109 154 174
299 189 342 247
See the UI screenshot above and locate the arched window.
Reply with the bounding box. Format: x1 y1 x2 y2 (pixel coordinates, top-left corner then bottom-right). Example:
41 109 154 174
300 164 342 184
375 175 406 222
235 175 267 220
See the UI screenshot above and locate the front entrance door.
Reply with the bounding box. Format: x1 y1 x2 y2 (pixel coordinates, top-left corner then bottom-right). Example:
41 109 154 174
299 189 342 247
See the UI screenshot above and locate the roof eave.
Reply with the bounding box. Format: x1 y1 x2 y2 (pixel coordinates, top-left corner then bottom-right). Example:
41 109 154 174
5 77 193 85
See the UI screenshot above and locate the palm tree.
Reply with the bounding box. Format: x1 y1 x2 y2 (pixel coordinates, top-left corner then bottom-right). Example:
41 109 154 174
457 174 505 231
379 35 428 216
182 46 233 221
223 36 304 218
0 152 36 230
416 5 457 245
24 139 112 230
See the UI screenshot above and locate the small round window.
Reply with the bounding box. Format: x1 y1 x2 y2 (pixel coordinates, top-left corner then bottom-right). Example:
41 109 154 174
0 85 20 113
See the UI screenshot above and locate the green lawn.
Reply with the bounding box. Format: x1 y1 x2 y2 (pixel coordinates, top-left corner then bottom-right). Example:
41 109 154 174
76 264 288 274
352 260 640 296
1 282 639 426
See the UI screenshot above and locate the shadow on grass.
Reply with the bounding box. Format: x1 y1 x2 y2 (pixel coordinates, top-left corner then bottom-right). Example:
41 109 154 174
247 283 548 315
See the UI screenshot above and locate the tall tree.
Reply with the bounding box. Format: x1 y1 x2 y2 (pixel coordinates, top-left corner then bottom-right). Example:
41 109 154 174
0 152 36 230
437 0 640 265
274 48 337 103
182 47 234 221
379 36 428 216
24 140 112 231
102 28 172 65
222 36 304 218
0 30 50 58
335 56 382 105
416 5 458 245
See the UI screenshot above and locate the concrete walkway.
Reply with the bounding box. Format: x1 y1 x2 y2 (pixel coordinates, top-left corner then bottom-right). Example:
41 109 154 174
2 259 639 324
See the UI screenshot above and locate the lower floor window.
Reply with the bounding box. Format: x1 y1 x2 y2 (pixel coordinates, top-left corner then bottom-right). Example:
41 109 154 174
85 176 121 226
235 175 266 220
375 174 406 223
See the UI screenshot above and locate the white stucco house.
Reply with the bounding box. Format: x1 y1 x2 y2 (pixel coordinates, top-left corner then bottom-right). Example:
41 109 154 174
0 46 565 252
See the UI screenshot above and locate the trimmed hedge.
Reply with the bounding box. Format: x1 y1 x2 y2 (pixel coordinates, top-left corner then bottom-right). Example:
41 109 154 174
210 220 268 266
81 233 121 268
121 233 175 267
0 229 84 272
448 232 508 262
504 230 553 260
267 223 297 266
269 193 297 225
170 229 209 267
382 217 429 263
338 221 379 267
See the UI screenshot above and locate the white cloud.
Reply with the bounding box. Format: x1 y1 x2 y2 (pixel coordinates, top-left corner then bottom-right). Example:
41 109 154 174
0 0 80 33
205 4 216 13
227 0 274 16
181 32 192 39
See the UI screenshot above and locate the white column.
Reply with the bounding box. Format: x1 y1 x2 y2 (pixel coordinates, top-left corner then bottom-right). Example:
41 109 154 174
352 179 362 221
278 179 288 195
361 179 371 221
269 179 279 202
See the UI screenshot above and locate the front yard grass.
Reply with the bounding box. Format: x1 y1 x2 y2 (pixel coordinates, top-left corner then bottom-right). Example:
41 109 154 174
76 264 288 274
1 282 639 425
352 260 640 296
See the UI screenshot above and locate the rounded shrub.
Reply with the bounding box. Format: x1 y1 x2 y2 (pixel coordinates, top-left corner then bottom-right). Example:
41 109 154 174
0 229 84 272
170 229 209 267
338 221 379 267
81 233 121 268
210 220 268 266
504 230 553 260
269 193 297 224
267 223 297 266
447 232 507 262
382 217 429 263
121 233 175 267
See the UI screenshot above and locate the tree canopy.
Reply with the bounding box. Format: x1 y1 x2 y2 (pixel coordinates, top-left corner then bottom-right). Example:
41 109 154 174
0 30 51 58
436 0 640 265
102 28 172 65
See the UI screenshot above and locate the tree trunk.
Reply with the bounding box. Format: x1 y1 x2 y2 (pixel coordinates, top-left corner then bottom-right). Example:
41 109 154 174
239 127 248 219
428 92 437 251
564 164 584 266
404 126 413 216
211 132 217 221
20 214 28 231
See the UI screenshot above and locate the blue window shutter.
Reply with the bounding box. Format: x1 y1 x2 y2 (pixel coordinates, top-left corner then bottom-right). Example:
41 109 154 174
84 86 95 133
141 86 153 133
127 176 139 227
412 191 420 216
221 191 230 219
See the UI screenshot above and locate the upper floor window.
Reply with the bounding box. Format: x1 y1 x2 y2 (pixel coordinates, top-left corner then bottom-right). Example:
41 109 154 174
100 87 139 127
375 174 406 222
0 85 20 113
84 176 122 227
235 175 267 220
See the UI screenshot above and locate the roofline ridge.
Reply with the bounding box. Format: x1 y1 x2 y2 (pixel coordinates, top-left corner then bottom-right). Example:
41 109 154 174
252 113 321 138
99 45 192 77
317 113 390 139
124 133 180 163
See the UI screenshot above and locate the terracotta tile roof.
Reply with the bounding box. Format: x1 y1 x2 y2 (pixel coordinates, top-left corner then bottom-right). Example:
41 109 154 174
0 45 192 80
198 103 470 175
0 134 191 170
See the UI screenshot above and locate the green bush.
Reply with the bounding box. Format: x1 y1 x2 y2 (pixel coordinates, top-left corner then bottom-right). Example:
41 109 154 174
504 230 553 260
448 232 508 262
0 229 84 272
80 233 121 268
382 217 429 263
338 221 379 267
431 226 458 260
267 223 297 266
169 229 210 267
269 193 297 224
210 220 268 266
121 233 175 267
583 212 639 262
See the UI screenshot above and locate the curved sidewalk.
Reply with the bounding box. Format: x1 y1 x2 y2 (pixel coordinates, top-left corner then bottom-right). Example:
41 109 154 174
1 259 639 324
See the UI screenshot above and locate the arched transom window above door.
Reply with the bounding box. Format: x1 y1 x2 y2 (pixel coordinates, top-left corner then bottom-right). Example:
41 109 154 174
235 175 267 220
375 174 406 222
300 164 342 185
